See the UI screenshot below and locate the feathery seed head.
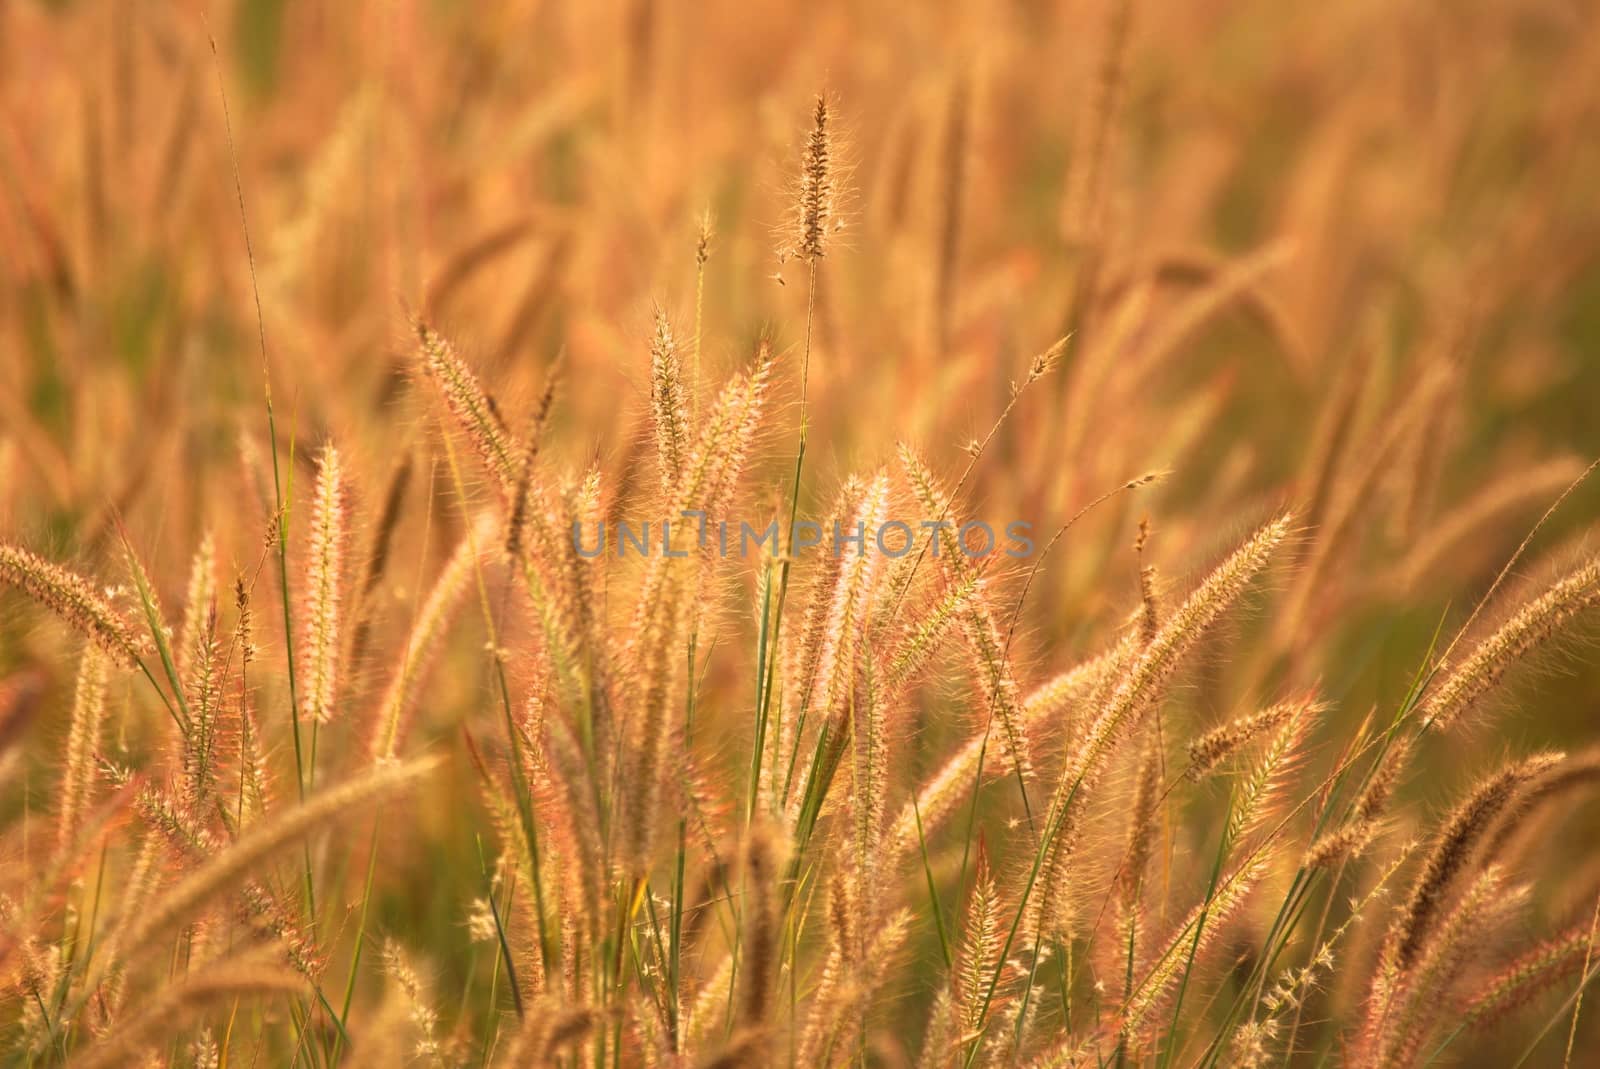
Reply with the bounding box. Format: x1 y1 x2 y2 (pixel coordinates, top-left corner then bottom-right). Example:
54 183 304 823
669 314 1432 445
1187 695 1319 780
1023 336 1069 390
796 94 834 261
1370 866 1527 1066
1073 514 1293 791
738 820 787 1028
1118 737 1163 905
1461 925 1592 1029
300 445 348 725
957 841 1002 1037
383 940 441 1059
58 646 109 855
1120 857 1270 1044
1304 819 1383 869
1135 517 1160 645
235 576 255 668
177 532 216 682
618 346 774 860
649 306 690 496
697 209 714 265
415 321 522 492
1390 752 1563 971
0 543 143 668
1423 557 1600 731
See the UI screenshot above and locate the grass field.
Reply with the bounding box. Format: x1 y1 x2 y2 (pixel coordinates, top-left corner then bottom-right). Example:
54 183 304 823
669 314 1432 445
3 1 1600 1066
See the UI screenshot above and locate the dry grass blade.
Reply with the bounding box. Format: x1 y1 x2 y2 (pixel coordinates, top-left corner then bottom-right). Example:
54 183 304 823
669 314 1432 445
78 754 442 997
70 960 307 1069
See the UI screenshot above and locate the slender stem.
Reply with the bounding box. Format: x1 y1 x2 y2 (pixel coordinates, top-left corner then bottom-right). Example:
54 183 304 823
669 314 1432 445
439 428 554 980
329 818 381 1065
1563 891 1600 1068
913 793 953 970
208 23 319 961
766 261 818 806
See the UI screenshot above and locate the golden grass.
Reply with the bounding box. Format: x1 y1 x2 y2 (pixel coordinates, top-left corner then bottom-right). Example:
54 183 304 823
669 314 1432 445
3 3 1600 1066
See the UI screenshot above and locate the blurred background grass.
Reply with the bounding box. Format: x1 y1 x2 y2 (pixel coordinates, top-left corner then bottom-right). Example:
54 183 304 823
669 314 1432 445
3 0 1600 1063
